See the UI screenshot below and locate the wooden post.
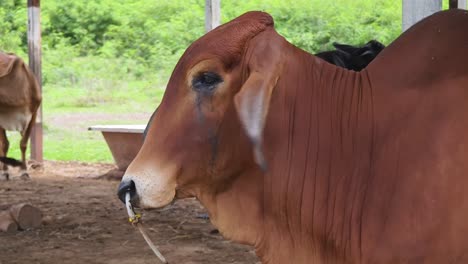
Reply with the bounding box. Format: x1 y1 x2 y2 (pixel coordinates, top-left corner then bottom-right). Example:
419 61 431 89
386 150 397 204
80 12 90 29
402 0 442 32
27 0 43 162
450 0 458 8
205 0 220 32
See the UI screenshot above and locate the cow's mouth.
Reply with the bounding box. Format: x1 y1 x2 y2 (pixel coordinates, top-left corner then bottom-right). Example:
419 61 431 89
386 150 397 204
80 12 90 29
133 197 177 212
118 169 178 207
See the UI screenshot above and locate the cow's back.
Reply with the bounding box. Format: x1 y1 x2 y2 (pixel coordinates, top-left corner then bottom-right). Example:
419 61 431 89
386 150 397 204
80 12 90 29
0 53 41 108
0 53 41 132
368 9 468 90
359 9 468 263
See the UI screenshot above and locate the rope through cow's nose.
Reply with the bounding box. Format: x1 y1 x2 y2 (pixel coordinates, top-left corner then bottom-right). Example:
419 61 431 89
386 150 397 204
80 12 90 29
125 192 169 264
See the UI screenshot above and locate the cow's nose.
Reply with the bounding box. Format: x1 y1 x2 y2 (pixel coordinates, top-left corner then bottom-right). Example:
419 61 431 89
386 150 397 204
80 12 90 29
117 180 136 204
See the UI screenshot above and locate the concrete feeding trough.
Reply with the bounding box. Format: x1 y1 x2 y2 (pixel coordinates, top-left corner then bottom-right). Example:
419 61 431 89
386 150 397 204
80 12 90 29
88 125 146 174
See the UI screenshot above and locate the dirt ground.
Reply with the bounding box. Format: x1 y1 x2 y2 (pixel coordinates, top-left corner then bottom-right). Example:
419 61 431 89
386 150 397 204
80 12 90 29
0 161 258 264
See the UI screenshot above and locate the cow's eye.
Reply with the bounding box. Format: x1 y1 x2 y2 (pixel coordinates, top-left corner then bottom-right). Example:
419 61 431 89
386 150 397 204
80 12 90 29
192 72 222 91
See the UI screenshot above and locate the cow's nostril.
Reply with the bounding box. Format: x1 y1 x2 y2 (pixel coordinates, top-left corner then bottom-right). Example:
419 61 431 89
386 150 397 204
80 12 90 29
117 180 136 204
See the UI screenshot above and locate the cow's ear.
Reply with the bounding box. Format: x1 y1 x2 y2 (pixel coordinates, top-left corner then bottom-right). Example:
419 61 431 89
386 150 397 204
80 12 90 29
234 64 280 172
233 30 283 171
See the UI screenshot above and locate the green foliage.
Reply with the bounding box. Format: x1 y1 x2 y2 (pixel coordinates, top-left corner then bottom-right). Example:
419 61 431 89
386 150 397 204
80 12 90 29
0 0 27 56
3 0 405 74
43 0 119 55
2 0 403 82
101 0 204 72
222 0 401 53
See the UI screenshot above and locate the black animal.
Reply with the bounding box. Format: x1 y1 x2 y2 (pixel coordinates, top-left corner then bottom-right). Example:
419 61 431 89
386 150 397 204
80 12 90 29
315 40 385 71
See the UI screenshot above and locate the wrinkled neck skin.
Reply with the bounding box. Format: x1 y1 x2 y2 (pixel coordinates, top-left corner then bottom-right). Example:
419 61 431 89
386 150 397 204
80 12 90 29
198 49 375 264
197 166 264 244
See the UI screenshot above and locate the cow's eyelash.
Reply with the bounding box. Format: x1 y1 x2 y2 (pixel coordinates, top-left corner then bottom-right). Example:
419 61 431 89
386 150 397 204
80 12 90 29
192 72 223 91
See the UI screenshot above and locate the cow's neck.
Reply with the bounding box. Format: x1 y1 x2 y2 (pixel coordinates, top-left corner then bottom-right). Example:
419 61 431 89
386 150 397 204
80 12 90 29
257 57 375 263
197 57 375 263
197 166 264 245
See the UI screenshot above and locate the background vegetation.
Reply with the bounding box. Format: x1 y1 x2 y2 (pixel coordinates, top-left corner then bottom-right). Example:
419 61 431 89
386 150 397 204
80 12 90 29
0 0 404 162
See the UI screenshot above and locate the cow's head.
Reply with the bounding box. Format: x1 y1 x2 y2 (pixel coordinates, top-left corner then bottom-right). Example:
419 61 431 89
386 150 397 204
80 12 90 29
117 11 285 209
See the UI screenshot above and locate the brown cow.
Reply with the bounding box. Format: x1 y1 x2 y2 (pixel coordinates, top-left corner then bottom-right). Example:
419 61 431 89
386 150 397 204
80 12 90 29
0 52 41 180
118 9 468 263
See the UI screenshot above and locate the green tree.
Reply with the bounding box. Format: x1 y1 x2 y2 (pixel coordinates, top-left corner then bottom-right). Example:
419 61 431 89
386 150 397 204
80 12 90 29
0 0 27 56
43 0 119 55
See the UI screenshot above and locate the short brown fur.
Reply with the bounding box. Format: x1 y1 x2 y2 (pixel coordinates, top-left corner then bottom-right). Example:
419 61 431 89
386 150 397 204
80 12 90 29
122 10 468 264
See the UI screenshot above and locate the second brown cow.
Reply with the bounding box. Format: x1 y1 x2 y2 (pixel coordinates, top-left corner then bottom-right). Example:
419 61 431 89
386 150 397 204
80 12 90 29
0 52 41 180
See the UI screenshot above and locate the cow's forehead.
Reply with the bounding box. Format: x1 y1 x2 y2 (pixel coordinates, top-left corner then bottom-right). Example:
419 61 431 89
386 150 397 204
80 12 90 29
177 11 275 70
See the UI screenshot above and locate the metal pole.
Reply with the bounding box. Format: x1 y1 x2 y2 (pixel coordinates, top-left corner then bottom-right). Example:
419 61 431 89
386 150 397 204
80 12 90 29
402 0 442 32
205 0 220 32
27 0 43 162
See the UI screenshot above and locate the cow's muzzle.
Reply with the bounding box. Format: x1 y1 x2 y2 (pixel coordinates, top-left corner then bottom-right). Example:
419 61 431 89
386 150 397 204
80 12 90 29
117 180 136 204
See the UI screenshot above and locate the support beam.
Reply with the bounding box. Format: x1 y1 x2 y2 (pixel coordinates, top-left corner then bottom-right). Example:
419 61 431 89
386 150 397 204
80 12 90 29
450 0 458 8
402 0 442 32
27 0 43 162
205 0 220 32
449 0 467 8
